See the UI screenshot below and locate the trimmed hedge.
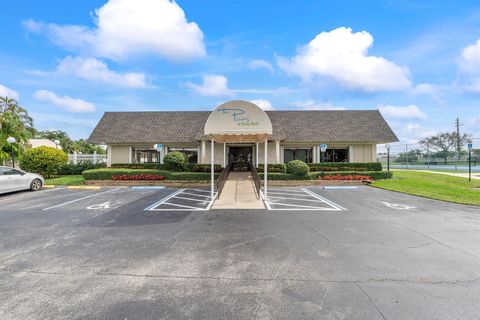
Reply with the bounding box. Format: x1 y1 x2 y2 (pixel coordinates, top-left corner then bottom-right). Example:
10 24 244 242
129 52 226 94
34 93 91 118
171 172 220 180
307 162 382 172
111 163 165 169
163 151 188 171
311 171 393 180
259 173 312 180
20 146 68 178
187 163 223 173
256 164 287 173
59 162 106 175
83 169 172 180
286 160 310 177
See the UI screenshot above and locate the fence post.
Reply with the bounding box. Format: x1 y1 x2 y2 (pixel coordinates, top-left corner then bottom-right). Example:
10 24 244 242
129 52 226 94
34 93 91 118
93 151 97 164
73 152 78 165
405 144 408 168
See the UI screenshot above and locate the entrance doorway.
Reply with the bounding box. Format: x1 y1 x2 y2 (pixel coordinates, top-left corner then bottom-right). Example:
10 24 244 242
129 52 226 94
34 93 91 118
228 146 253 171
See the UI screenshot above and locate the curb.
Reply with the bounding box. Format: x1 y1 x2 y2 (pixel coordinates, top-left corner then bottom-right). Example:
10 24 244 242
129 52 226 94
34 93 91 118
43 185 56 188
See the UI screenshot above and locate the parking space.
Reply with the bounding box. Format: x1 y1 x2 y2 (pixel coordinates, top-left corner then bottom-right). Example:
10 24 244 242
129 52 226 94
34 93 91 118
144 188 216 211
263 187 347 211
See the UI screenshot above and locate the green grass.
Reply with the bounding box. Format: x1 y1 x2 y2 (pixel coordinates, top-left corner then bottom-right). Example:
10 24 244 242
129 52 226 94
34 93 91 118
45 175 84 186
372 171 480 205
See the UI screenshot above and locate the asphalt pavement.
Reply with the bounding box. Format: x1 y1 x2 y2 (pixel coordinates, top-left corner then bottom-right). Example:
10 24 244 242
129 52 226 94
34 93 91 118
0 185 479 319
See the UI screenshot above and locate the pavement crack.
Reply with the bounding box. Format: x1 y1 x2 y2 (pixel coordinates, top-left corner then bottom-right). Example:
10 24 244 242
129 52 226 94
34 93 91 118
354 282 387 320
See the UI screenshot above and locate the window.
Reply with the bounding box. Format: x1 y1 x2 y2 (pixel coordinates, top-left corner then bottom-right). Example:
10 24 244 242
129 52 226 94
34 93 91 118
324 148 349 162
2 168 22 175
169 148 198 164
284 148 313 163
133 148 160 164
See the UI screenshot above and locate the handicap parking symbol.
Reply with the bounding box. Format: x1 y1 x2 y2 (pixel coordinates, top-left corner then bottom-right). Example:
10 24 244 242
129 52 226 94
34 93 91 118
87 202 111 210
381 201 416 210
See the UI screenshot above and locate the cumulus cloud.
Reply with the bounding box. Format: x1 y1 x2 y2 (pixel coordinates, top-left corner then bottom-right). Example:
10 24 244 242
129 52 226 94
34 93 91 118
248 59 274 73
277 27 411 92
378 104 427 120
458 37 480 93
292 100 345 110
23 0 205 61
0 84 19 100
33 90 95 113
185 75 234 97
57 56 148 88
410 83 444 104
249 99 275 110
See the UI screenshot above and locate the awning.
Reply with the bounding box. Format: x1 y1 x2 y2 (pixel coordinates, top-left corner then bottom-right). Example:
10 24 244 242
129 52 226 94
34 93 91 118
204 100 273 142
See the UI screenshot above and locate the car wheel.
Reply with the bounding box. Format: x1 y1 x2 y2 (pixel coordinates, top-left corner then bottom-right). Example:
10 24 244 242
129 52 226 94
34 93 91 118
30 179 42 191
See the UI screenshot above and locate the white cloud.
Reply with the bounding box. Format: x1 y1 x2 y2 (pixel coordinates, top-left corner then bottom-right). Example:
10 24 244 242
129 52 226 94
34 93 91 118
248 59 274 73
249 99 275 110
460 37 480 73
185 75 234 97
57 56 148 88
410 83 444 104
292 100 345 110
33 90 95 113
0 84 19 100
24 0 205 61
378 104 427 120
277 27 411 92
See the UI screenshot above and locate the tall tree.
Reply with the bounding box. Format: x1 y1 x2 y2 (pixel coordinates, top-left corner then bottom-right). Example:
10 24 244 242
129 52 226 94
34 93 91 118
0 97 35 163
419 131 472 157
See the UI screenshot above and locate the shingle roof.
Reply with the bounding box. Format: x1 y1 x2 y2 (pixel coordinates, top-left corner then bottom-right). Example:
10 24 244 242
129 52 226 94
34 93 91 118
88 110 398 144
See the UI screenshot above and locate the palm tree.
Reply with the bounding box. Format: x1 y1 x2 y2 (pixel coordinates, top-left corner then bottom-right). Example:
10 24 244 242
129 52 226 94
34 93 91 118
0 97 35 164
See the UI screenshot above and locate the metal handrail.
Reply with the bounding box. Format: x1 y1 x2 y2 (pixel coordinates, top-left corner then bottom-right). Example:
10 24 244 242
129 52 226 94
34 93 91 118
250 163 261 199
216 163 231 199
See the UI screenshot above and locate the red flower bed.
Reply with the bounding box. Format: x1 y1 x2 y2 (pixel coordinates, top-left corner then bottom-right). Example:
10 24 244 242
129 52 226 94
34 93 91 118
321 175 372 181
112 174 166 181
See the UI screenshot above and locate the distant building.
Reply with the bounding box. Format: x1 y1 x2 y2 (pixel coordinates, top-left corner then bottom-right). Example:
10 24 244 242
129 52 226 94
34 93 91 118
26 139 62 150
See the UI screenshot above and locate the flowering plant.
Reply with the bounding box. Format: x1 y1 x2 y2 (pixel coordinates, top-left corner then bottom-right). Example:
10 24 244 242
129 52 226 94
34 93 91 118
112 174 166 181
321 175 372 181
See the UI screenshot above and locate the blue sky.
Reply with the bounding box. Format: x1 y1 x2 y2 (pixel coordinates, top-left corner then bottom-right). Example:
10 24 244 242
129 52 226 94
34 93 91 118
1 0 480 142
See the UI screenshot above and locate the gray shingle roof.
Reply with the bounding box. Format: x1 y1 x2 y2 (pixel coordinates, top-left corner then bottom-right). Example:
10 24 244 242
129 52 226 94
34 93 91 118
88 110 398 144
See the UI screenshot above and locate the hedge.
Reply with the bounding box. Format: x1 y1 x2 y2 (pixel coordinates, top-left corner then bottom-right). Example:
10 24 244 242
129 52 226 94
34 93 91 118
256 164 287 173
83 169 172 180
170 172 220 180
19 146 68 178
307 162 382 172
59 162 106 175
187 164 223 173
286 160 310 177
111 163 165 169
311 171 393 180
259 173 312 180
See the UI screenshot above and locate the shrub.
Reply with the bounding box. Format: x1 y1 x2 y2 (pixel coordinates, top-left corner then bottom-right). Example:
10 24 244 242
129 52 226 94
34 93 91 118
170 172 220 180
20 146 68 178
83 169 172 180
256 164 286 173
112 174 166 181
111 163 165 169
188 164 223 173
59 161 106 175
310 171 393 180
307 162 382 172
321 175 373 181
286 160 310 177
163 151 188 172
258 173 312 180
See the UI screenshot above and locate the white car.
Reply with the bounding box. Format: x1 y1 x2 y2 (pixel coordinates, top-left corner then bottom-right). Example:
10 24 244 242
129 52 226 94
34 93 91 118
0 166 44 194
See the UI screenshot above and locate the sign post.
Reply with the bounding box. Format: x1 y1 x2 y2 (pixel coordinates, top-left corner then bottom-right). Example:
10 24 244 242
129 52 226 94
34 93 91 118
320 144 327 177
468 143 473 182
385 144 391 172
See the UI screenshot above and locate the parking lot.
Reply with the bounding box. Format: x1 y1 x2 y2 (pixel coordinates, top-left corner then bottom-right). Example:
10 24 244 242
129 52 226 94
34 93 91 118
1 185 480 319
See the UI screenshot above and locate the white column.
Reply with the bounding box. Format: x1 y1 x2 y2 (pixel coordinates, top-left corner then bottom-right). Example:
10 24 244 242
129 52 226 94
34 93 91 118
201 140 206 164
264 139 268 199
197 146 201 164
372 144 377 162
106 148 111 167
275 140 280 164
211 139 215 199
317 145 321 163
128 148 132 164
349 146 354 163
94 151 98 164
223 143 226 168
256 142 259 167
313 146 317 163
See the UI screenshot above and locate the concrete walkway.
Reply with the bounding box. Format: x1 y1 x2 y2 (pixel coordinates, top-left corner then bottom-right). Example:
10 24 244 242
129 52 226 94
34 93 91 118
212 171 265 209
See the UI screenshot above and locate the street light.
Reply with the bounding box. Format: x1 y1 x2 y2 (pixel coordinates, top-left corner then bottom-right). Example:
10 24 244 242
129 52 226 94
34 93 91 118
53 140 60 149
385 144 391 172
6 136 17 168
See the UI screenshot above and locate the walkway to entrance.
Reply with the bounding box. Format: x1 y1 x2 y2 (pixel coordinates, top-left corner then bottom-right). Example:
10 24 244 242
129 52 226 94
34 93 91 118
212 172 265 209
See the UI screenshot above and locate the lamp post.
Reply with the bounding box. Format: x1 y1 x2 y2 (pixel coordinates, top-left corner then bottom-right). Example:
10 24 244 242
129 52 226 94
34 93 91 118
7 136 17 168
53 140 60 149
385 144 391 172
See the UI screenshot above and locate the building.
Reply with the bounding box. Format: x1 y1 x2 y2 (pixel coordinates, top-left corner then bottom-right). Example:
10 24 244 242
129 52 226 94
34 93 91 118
26 139 62 150
88 100 398 167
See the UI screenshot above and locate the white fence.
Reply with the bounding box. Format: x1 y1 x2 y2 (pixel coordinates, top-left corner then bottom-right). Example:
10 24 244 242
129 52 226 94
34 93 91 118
68 152 107 164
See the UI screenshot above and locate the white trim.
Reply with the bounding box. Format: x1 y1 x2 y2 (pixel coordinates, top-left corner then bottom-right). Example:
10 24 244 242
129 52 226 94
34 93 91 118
211 139 215 199
128 147 132 164
275 140 280 164
349 146 353 163
223 142 226 168
256 142 259 167
264 139 268 199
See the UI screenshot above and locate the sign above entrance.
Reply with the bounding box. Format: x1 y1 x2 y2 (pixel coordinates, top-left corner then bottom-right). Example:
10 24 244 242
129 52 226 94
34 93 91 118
155 144 163 151
320 144 328 152
204 100 273 139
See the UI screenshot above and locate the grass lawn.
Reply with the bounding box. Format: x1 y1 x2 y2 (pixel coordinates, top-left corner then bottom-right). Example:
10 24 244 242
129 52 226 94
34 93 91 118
372 170 480 206
45 175 85 186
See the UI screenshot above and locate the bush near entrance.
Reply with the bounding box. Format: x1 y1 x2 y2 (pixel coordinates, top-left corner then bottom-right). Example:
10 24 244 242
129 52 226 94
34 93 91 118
257 164 287 173
307 162 382 172
82 168 220 181
286 160 310 177
20 146 68 178
163 151 188 172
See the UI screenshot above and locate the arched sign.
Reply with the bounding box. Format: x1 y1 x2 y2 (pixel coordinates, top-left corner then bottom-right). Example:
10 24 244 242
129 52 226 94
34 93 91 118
204 100 273 137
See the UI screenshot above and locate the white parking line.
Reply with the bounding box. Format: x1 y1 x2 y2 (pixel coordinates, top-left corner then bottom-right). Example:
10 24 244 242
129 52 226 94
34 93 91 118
181 192 212 199
301 188 348 211
269 202 339 210
268 196 327 203
0 187 65 203
263 187 346 211
174 196 209 203
42 188 122 211
145 189 215 211
144 189 185 211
